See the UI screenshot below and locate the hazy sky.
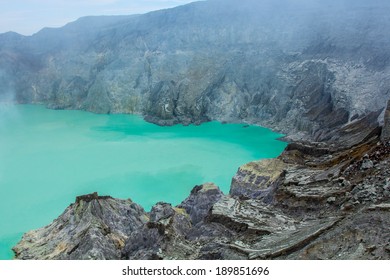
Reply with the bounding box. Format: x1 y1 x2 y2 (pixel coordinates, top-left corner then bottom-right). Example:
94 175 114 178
0 0 196 35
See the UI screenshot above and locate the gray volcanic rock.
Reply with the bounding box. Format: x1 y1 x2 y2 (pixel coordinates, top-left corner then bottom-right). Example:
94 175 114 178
178 183 223 225
288 210 390 260
1 0 390 140
240 217 341 259
230 159 286 201
123 202 194 260
382 100 390 141
123 184 224 259
12 193 148 260
208 197 297 234
318 110 383 149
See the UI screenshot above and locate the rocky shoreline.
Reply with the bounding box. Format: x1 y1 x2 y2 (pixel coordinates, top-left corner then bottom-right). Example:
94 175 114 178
13 102 390 260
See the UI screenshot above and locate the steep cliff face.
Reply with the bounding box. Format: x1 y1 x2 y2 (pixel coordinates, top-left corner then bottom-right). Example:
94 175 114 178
1 0 390 140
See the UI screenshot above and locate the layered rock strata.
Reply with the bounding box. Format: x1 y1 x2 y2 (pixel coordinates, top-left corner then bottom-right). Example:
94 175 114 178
13 193 148 260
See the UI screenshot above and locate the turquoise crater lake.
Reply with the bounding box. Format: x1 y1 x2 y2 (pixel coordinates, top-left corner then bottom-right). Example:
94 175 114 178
0 104 287 259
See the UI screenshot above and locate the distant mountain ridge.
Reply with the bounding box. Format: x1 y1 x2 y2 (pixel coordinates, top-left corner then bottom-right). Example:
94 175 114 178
1 0 390 141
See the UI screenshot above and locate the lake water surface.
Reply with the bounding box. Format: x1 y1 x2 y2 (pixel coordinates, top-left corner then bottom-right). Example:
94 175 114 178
0 104 287 259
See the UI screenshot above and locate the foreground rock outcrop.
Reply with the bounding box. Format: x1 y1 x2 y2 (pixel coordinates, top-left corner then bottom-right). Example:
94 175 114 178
13 193 148 260
13 118 390 259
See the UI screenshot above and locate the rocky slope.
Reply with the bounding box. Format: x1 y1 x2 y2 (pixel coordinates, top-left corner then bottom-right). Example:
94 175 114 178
13 105 390 260
1 0 390 140
13 193 148 260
